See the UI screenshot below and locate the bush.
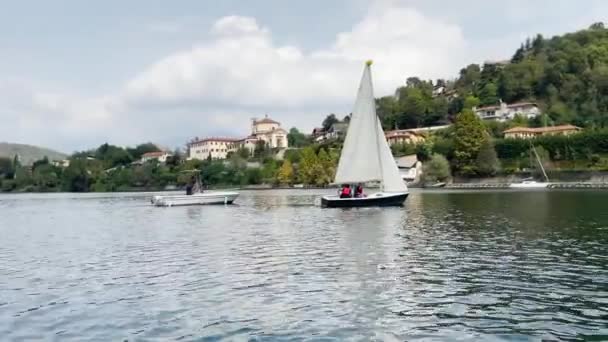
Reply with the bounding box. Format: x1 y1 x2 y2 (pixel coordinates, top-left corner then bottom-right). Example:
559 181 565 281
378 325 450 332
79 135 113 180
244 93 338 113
422 154 451 183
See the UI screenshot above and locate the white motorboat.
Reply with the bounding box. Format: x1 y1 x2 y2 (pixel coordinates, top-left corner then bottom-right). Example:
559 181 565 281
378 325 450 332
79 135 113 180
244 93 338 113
151 170 239 207
321 61 408 208
151 191 239 207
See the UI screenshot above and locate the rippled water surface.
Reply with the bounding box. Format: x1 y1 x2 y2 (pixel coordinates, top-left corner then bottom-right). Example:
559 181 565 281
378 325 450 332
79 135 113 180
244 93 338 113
1 189 608 341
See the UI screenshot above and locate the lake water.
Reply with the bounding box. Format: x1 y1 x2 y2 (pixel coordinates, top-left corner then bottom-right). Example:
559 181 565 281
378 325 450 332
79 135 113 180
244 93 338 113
1 189 607 341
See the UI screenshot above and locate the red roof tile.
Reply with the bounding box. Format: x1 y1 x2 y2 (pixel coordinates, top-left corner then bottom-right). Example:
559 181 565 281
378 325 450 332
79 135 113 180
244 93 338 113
142 151 166 157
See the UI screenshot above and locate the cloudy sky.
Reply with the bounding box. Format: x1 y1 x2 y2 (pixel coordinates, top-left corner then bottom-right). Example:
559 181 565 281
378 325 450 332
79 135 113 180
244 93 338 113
2 0 607 153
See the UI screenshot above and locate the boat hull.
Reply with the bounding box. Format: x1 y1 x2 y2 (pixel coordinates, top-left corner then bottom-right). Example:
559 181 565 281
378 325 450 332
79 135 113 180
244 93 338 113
321 192 408 208
151 191 239 207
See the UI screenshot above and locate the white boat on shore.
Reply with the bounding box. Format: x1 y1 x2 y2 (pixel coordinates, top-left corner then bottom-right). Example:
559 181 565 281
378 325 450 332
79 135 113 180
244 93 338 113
509 144 551 189
509 179 550 189
151 191 239 207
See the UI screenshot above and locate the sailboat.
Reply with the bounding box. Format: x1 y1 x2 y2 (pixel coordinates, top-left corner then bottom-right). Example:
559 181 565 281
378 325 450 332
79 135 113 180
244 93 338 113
321 61 409 208
509 143 551 189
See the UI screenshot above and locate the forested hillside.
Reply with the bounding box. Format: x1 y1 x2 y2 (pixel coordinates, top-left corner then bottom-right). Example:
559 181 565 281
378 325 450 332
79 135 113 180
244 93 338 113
376 22 608 130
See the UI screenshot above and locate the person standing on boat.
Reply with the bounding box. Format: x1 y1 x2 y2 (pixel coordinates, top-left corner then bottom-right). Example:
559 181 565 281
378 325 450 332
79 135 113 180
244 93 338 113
339 184 352 198
185 176 195 195
354 183 365 198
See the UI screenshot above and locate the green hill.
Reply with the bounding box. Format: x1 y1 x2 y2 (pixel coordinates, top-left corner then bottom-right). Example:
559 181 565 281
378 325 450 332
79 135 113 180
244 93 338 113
0 142 67 166
376 22 608 130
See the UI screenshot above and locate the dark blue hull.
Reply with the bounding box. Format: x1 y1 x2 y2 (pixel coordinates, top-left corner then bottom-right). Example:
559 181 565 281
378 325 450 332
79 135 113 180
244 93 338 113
321 192 408 208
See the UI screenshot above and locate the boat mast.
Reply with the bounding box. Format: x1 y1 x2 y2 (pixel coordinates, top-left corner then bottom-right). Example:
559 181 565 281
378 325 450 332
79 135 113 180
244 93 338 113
368 60 385 192
530 142 549 182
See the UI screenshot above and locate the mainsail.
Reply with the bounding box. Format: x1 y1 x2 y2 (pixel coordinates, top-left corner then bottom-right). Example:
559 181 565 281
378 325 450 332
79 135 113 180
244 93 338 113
334 61 408 193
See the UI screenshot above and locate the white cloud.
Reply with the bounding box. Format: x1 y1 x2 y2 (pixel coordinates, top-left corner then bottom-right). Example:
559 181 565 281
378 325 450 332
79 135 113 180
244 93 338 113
121 3 467 143
3 1 469 151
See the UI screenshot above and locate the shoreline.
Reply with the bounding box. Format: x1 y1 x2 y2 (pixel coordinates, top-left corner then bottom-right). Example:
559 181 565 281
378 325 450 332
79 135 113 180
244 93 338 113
3 182 608 194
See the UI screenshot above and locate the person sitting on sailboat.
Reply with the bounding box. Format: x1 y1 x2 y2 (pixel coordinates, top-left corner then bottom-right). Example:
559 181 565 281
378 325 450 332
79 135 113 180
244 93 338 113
354 183 365 198
339 184 352 198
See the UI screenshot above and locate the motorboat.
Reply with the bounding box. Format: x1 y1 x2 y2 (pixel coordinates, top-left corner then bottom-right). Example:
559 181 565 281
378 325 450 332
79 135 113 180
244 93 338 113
151 191 239 207
321 61 408 208
151 170 239 207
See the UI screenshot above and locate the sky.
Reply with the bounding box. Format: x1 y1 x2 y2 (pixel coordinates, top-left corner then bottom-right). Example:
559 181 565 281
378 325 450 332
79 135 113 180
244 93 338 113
1 0 607 153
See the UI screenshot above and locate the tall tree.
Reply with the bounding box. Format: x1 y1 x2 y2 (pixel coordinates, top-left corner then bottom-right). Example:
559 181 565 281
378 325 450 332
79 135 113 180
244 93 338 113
317 148 335 186
276 160 294 185
478 82 499 106
453 109 487 174
476 138 500 176
298 147 320 185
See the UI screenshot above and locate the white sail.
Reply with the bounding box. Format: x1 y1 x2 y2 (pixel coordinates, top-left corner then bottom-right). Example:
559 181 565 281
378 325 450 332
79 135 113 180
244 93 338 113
334 62 383 184
376 117 408 192
334 62 408 193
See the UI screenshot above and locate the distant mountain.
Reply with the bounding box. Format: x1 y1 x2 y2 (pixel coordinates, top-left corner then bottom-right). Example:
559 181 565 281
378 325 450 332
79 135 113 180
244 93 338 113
0 142 67 165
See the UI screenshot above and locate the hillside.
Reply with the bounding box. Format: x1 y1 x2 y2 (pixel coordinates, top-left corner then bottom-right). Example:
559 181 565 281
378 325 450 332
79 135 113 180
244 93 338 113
376 22 608 130
0 142 66 165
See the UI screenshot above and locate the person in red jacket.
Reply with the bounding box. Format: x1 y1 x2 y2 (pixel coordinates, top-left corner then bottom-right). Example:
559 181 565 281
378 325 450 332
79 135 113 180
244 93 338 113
339 184 352 198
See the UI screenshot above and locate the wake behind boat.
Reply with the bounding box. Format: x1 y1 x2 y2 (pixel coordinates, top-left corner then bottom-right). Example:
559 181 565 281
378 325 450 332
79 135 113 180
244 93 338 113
151 170 239 207
321 61 408 208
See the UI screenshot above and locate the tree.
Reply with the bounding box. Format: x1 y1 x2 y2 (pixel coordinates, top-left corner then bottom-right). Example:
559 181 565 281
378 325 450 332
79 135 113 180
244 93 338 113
62 159 91 192
0 157 14 178
32 156 50 171
476 138 500 176
376 96 400 129
590 22 605 30
298 147 320 185
511 44 525 63
322 114 339 131
463 95 481 110
317 148 335 186
478 82 498 106
422 154 451 183
343 114 351 123
276 160 294 185
532 34 544 54
453 109 487 174
287 127 310 147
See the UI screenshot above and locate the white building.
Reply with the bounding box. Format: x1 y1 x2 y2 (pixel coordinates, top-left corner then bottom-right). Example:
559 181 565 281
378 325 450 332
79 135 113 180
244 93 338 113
474 101 540 121
251 116 288 149
141 151 172 163
188 138 241 160
187 115 289 160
